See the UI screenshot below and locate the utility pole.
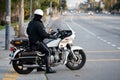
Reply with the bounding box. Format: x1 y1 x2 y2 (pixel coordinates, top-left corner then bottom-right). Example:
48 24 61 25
18 0 25 37
5 0 11 50
50 1 53 17
60 0 63 15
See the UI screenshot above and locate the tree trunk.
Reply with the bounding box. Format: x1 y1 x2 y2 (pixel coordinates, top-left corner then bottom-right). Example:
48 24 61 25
18 0 25 37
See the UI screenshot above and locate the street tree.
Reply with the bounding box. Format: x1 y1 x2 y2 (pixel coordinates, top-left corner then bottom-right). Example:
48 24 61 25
18 0 25 37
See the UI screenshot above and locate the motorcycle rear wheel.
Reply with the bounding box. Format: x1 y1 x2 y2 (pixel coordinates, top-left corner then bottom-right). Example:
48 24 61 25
66 50 86 70
12 53 34 74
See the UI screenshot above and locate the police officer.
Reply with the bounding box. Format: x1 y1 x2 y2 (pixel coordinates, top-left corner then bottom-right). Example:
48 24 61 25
27 9 56 73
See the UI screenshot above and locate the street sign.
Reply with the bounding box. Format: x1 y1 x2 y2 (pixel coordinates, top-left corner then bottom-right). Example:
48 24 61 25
6 16 10 22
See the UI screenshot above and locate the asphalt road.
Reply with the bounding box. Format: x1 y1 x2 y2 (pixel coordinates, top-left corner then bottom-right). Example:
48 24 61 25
0 13 120 80
46 13 120 80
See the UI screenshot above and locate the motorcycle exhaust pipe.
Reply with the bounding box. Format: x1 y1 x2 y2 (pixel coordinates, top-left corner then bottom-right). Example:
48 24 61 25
23 64 39 68
23 64 46 68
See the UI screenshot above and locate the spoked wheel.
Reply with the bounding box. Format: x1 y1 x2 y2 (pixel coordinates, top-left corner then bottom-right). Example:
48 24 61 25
12 53 34 74
66 50 86 70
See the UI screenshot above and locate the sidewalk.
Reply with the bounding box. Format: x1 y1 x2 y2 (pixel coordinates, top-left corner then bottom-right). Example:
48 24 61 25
0 27 14 59
0 26 47 80
0 15 60 80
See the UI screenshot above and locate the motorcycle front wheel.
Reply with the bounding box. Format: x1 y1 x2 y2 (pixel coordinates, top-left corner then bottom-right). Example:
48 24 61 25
12 52 34 74
66 50 86 70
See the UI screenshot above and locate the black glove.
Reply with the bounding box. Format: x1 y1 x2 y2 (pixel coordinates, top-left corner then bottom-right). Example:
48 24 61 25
49 35 57 39
51 31 56 35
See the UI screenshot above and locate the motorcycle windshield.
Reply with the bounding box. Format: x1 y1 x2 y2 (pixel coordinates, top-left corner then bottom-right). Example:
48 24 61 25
46 21 75 34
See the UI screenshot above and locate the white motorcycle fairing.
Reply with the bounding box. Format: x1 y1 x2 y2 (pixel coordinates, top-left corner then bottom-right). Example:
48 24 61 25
71 46 83 51
46 38 61 47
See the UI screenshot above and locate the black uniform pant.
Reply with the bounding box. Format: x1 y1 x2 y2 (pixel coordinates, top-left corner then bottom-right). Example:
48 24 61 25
35 42 51 68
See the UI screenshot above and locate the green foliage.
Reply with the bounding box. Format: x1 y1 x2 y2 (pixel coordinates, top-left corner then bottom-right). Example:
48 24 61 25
60 0 67 10
95 6 102 12
52 1 59 8
11 0 19 11
117 0 120 3
111 2 120 11
41 0 50 11
0 25 5 30
40 0 59 11
0 0 66 25
0 0 6 12
0 0 6 26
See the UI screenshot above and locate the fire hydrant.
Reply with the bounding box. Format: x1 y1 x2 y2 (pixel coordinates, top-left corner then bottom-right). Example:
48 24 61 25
14 24 18 36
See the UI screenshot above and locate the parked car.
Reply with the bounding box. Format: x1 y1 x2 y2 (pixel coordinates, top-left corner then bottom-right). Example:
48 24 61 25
88 11 94 16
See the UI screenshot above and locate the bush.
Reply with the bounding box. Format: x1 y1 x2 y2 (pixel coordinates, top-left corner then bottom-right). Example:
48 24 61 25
0 20 6 26
110 2 120 13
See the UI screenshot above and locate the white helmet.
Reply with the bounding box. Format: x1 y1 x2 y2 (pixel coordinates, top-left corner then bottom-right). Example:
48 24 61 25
34 9 43 16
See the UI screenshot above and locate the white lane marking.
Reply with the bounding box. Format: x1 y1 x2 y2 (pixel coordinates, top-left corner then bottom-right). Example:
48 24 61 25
111 44 116 47
99 38 104 41
71 17 96 36
97 36 101 39
86 50 120 53
103 39 107 42
69 17 119 50
107 42 111 45
117 47 120 50
87 58 120 62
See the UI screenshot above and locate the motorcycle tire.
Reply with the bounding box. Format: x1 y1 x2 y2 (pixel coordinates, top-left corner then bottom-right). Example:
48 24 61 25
12 52 34 74
66 50 86 70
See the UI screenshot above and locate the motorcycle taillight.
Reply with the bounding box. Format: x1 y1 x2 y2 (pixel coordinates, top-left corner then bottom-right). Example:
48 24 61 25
10 46 15 51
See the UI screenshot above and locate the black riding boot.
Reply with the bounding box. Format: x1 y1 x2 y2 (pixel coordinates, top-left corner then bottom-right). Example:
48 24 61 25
45 56 56 73
37 67 45 72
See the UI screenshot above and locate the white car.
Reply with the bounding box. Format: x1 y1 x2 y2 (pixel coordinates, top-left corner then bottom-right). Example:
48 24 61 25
88 11 94 15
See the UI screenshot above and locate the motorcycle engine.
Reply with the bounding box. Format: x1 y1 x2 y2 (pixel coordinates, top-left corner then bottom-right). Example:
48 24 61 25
50 48 60 63
50 55 54 63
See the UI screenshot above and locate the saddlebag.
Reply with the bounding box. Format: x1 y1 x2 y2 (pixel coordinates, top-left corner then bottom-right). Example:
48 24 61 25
21 51 37 57
19 51 37 63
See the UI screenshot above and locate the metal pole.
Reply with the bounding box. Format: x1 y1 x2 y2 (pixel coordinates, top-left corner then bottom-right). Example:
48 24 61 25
30 0 32 20
60 7 63 15
59 0 63 15
50 1 52 17
5 0 11 50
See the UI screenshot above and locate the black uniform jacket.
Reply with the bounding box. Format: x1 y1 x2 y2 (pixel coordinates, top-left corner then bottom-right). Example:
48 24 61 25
27 20 50 44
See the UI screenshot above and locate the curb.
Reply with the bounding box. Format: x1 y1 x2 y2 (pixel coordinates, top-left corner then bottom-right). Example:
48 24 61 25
0 15 60 80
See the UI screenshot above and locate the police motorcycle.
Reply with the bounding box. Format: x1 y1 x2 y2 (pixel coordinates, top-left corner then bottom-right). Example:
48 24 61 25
9 27 86 74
